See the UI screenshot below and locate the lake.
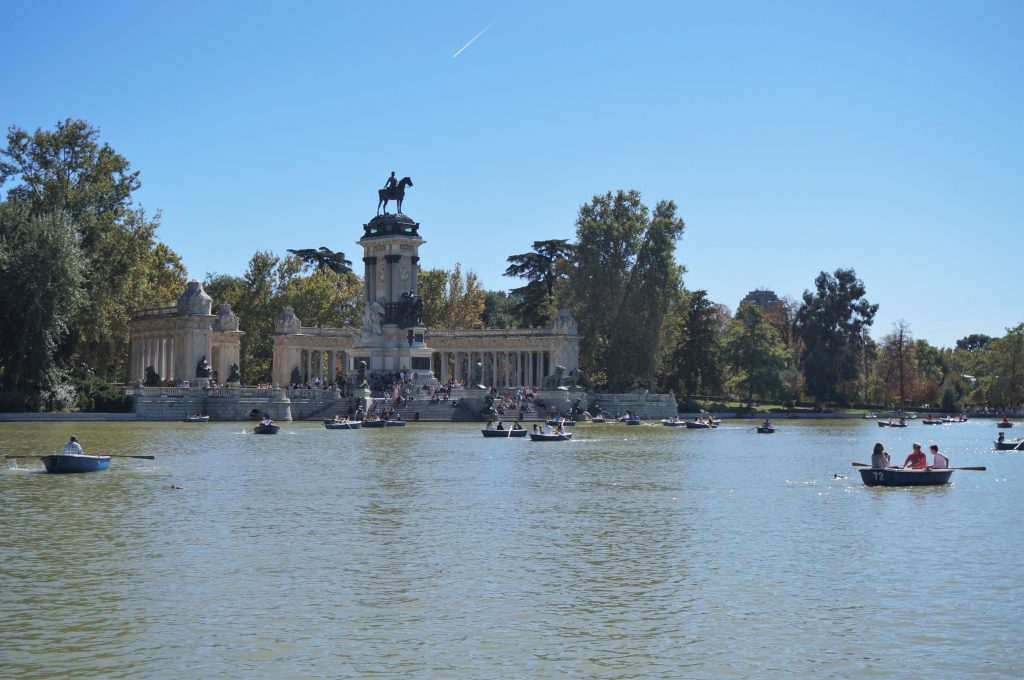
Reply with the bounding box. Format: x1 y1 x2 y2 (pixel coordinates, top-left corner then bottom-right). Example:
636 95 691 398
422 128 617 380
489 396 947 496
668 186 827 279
1 418 1021 678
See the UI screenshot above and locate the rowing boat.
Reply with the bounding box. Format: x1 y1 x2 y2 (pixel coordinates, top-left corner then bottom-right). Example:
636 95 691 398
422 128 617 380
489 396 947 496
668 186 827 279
253 423 279 434
481 429 527 438
40 454 111 473
858 467 953 487
757 426 775 434
994 439 1024 451
325 420 361 430
529 432 573 441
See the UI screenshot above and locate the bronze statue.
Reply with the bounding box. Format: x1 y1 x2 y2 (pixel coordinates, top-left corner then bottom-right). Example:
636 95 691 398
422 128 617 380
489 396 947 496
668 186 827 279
195 355 212 379
377 174 413 215
227 363 241 383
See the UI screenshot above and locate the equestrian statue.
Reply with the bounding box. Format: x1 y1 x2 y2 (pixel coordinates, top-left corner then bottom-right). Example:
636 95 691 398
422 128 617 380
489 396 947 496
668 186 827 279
377 171 414 215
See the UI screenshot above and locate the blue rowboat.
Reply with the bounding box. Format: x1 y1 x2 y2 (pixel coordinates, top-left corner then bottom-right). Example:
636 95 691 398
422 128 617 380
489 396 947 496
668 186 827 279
661 419 686 427
384 420 406 427
325 420 361 430
482 429 527 438
757 426 775 434
361 419 386 428
858 467 954 487
253 424 279 434
546 419 576 427
685 420 718 429
40 454 110 474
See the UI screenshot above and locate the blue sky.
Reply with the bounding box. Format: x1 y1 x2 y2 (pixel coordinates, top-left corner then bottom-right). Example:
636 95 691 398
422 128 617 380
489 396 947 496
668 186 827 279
3 0 1021 348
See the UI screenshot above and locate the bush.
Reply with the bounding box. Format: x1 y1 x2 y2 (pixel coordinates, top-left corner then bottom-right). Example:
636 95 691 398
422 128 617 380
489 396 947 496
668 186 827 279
69 375 131 412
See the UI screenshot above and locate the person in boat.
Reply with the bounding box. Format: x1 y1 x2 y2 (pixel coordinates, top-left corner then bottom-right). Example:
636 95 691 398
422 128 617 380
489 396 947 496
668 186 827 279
260 416 273 426
532 424 540 434
485 419 495 430
902 442 928 469
998 431 1005 443
62 435 84 456
871 443 891 469
556 421 565 434
929 444 949 469
512 421 523 430
496 420 504 430
543 423 553 434
1000 417 1010 425
762 418 772 428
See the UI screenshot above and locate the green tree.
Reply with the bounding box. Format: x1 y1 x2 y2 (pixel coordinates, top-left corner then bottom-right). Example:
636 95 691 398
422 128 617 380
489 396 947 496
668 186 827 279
722 303 788 403
286 247 353 275
987 323 1024 407
417 264 486 329
504 239 573 327
566 190 685 390
669 290 723 395
603 200 686 391
0 119 185 379
482 290 520 329
794 268 878 407
0 204 85 410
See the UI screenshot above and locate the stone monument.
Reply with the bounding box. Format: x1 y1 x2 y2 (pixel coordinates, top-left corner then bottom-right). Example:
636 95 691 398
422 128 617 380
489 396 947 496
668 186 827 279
352 172 438 392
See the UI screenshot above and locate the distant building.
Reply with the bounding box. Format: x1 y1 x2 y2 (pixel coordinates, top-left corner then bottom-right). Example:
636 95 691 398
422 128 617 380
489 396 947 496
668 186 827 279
739 289 781 313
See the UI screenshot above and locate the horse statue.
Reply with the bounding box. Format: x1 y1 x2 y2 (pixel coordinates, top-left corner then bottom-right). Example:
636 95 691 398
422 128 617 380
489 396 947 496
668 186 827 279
377 176 413 215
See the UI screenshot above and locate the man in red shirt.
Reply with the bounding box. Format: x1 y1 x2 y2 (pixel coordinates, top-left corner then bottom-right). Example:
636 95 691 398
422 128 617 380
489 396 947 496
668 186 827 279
903 443 928 469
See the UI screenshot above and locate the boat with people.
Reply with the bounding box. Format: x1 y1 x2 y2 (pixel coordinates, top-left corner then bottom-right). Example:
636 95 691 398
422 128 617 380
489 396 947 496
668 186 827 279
590 415 608 423
877 419 907 428
324 419 361 430
482 428 527 438
361 418 386 428
857 467 954 487
995 418 1014 428
994 437 1024 451
184 414 210 423
685 418 719 429
253 420 279 434
921 416 944 425
661 418 687 427
546 418 576 427
757 425 776 434
384 419 406 426
40 454 111 473
529 432 573 441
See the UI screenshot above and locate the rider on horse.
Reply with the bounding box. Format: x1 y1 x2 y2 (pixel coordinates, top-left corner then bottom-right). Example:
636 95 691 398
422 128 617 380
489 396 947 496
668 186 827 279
383 171 398 191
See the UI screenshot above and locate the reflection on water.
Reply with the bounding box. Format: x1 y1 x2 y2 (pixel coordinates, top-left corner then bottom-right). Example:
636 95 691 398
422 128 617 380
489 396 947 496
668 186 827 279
1 420 1021 678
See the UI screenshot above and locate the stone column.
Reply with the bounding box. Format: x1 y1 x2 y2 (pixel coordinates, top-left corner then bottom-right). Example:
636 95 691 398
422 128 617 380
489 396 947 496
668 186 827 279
410 256 420 295
491 352 498 389
329 351 337 384
385 254 402 308
363 256 377 308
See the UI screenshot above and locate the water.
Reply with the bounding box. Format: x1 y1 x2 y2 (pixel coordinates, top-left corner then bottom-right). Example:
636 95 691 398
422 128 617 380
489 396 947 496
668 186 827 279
1 419 1021 678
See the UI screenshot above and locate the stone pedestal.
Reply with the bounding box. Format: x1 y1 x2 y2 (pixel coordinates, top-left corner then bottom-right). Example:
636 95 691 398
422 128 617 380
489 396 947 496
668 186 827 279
196 377 211 389
536 388 585 416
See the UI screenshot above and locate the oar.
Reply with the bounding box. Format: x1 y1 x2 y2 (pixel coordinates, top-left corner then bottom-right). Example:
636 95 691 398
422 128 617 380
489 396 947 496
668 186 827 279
851 461 985 471
4 454 154 460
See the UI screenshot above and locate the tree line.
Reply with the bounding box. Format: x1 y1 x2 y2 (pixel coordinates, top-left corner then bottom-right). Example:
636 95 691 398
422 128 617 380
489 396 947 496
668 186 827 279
2 120 1021 411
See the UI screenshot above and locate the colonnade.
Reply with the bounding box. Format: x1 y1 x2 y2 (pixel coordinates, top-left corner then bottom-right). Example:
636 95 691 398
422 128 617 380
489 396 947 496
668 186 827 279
294 349 350 385
132 337 175 382
434 350 550 389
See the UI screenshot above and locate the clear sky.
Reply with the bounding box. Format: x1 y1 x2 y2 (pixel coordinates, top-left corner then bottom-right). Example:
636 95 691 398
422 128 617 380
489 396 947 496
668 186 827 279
3 0 1021 348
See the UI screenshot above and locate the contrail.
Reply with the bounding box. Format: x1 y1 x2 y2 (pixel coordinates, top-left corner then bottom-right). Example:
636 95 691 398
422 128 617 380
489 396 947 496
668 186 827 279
453 18 499 58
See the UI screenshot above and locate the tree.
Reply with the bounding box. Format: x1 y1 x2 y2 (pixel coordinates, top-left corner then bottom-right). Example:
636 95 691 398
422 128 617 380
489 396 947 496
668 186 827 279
0 119 185 379
566 190 686 390
794 268 878 407
286 247 353 275
722 304 788 403
0 204 85 410
987 323 1024 408
504 239 573 327
670 290 724 395
878 320 916 408
417 264 485 329
482 290 520 329
956 334 992 352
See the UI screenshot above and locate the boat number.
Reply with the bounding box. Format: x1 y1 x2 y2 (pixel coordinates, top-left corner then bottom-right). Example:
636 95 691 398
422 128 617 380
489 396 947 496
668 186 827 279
872 472 885 481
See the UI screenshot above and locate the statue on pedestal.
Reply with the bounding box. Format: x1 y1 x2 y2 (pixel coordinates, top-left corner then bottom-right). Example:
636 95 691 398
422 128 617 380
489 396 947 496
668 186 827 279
357 360 368 389
144 365 161 387
377 172 414 215
227 363 241 384
196 355 212 379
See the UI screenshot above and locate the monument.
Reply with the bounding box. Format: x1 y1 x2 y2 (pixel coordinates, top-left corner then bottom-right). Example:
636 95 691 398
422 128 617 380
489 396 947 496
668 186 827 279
352 173 438 391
